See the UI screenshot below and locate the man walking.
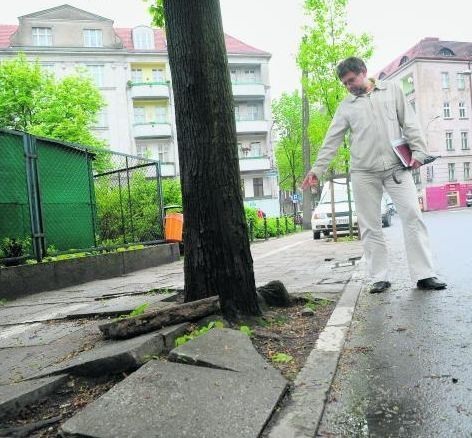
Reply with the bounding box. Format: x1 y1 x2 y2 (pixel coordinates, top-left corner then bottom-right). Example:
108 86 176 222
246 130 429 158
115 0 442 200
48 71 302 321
302 57 446 293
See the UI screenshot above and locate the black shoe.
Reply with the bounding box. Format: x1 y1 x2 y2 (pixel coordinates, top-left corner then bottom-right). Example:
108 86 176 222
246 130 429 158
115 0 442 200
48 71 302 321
417 277 447 290
370 281 391 294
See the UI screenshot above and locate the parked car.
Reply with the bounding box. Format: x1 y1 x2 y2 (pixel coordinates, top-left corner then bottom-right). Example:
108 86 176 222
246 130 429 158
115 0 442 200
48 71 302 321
311 179 358 240
466 192 472 207
311 180 393 239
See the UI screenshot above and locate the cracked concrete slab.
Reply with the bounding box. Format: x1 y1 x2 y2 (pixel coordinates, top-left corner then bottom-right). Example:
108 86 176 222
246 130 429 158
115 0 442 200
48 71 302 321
0 374 67 419
169 328 271 373
61 360 287 438
32 331 164 378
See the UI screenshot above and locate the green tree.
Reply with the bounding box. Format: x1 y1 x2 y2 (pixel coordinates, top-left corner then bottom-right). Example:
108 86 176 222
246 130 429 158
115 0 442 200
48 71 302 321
298 0 373 173
272 91 303 194
150 0 261 320
0 53 104 148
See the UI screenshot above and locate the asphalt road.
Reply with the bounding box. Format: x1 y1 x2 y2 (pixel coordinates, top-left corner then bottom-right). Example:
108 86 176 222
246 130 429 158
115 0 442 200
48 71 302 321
318 208 472 437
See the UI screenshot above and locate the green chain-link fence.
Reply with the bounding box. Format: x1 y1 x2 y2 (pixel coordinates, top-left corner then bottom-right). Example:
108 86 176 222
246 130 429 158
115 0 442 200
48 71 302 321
0 130 164 264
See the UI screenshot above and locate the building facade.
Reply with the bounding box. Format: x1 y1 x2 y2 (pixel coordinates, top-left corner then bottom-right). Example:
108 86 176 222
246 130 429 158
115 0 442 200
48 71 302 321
0 4 280 216
379 37 472 210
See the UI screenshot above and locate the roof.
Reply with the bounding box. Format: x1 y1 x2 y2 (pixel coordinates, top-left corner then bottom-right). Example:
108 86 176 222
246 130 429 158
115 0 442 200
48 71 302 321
0 23 270 56
0 25 17 48
378 38 472 78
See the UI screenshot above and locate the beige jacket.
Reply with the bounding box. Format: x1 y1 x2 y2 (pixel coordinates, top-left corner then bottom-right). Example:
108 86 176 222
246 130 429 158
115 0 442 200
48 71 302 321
311 79 429 176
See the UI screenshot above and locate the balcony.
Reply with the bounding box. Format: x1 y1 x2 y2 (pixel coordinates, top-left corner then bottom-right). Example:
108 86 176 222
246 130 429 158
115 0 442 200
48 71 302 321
232 82 265 98
133 122 172 138
236 120 269 134
130 82 170 100
239 156 271 172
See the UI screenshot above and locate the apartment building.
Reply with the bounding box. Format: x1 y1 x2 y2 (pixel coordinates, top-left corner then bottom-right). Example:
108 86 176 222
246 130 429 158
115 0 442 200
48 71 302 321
379 37 472 210
0 4 280 216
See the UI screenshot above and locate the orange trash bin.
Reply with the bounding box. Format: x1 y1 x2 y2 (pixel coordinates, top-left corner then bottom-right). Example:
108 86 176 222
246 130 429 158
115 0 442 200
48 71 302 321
165 212 183 242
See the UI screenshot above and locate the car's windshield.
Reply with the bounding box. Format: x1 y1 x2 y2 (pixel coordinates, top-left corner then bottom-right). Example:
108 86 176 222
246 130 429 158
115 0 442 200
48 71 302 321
319 182 352 204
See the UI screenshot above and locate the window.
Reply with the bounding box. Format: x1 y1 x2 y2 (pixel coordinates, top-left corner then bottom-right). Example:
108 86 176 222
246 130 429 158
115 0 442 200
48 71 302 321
249 142 262 157
459 102 467 119
457 73 466 90
441 72 450 89
426 166 434 182
253 177 264 198
235 103 263 121
136 144 151 158
410 100 416 112
131 68 143 83
229 66 259 83
95 109 108 128
439 48 455 56
155 106 167 123
443 102 451 118
32 27 52 46
247 104 262 121
152 68 165 83
378 72 386 79
83 29 103 47
243 69 256 83
446 131 453 150
132 26 155 50
399 56 409 66
134 107 145 124
86 65 104 87
464 162 471 180
461 131 469 150
448 163 456 181
156 143 170 162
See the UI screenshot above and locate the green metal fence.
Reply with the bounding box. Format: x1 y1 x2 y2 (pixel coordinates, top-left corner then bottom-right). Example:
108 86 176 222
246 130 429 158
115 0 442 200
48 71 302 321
0 130 164 264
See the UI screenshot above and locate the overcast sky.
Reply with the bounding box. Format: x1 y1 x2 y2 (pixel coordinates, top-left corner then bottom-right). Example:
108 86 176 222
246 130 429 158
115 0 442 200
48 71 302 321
3 1 472 99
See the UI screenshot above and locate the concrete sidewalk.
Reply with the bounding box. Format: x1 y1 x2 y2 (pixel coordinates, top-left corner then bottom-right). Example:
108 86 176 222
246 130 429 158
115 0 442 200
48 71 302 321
0 231 364 436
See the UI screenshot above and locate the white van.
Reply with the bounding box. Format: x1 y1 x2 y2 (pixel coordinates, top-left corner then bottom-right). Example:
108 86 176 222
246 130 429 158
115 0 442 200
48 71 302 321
311 179 393 239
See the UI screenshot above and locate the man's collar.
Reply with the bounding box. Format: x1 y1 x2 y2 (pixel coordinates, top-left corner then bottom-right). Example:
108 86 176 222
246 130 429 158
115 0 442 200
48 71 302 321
347 78 387 101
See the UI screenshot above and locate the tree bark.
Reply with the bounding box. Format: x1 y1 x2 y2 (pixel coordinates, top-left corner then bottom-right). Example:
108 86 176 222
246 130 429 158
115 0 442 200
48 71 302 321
99 297 220 339
163 0 261 320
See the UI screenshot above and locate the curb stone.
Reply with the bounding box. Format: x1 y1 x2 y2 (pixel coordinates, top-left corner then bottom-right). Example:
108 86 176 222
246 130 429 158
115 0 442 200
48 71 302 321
266 256 366 438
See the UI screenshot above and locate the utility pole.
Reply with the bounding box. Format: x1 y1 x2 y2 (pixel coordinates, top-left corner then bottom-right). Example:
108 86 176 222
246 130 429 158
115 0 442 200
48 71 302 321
302 69 312 229
329 170 337 242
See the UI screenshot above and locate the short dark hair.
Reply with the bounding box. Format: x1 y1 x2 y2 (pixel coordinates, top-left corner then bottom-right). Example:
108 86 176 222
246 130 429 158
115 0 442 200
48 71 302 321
336 57 367 79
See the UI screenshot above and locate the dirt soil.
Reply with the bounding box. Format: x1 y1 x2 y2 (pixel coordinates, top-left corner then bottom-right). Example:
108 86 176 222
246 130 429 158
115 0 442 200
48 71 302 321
250 300 335 381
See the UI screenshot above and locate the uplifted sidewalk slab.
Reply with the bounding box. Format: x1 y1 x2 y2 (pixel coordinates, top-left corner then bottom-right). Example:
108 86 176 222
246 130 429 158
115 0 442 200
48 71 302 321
169 328 269 373
33 331 164 378
0 374 67 419
61 360 287 438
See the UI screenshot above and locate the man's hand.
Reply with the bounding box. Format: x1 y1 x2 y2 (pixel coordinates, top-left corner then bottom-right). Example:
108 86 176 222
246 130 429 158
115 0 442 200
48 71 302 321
301 171 319 190
409 158 422 169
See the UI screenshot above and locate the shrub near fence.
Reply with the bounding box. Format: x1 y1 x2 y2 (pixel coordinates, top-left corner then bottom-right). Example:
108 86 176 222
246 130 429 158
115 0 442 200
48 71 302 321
245 207 298 241
0 129 165 265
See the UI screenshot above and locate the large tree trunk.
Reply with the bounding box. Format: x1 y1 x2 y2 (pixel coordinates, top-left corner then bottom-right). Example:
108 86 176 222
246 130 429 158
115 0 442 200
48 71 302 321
164 0 261 320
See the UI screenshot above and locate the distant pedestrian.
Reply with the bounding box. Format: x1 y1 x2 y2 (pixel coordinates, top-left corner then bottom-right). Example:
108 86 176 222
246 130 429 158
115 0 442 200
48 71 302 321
302 57 446 293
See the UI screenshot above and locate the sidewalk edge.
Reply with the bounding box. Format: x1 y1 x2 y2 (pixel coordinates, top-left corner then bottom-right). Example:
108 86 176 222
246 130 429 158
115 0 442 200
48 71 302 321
267 257 366 438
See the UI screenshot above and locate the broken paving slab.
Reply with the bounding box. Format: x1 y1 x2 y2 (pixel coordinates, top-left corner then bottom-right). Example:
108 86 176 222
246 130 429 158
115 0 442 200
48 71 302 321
61 360 287 438
65 295 173 319
0 374 67 419
169 328 275 374
32 331 164 378
0 321 85 349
